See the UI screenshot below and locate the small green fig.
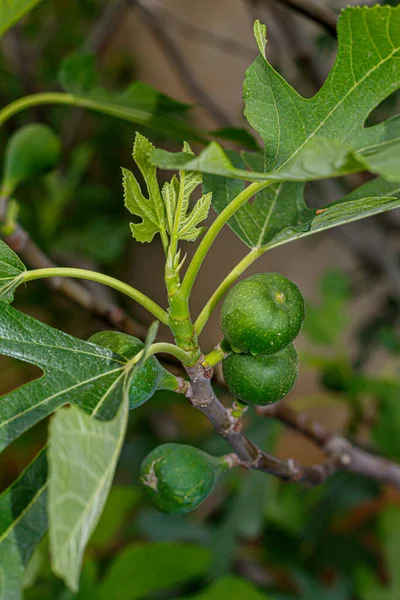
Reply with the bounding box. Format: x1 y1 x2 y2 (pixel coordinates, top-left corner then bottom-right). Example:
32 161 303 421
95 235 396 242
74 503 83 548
221 273 305 356
222 343 299 406
88 330 161 410
1 124 61 196
140 443 229 515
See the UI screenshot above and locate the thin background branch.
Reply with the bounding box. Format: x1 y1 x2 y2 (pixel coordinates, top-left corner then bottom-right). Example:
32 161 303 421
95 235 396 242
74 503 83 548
154 6 255 61
265 0 338 37
135 1 232 127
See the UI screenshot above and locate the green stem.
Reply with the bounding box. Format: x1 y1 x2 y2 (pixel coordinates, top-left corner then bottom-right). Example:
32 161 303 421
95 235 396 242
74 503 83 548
170 177 185 258
180 181 271 299
220 453 242 470
0 93 78 126
202 341 231 368
127 342 193 368
22 267 169 325
195 246 264 334
160 231 169 256
0 93 205 142
167 291 201 365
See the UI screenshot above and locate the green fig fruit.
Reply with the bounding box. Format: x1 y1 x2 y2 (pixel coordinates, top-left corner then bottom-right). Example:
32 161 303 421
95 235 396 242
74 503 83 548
140 443 229 515
88 330 161 410
221 273 305 356
222 343 299 406
1 124 61 196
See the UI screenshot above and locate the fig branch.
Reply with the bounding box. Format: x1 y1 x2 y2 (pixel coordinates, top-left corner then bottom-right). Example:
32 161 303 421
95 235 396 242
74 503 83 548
185 360 335 485
185 359 400 488
202 341 231 368
258 402 400 489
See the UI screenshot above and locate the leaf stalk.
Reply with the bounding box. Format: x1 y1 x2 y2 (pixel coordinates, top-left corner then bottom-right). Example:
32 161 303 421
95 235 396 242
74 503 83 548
180 181 272 300
195 247 264 334
22 267 169 324
126 342 193 368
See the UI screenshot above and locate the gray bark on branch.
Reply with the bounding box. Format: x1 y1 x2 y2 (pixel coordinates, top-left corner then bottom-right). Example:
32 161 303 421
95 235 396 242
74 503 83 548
258 402 400 489
186 360 336 486
184 359 400 489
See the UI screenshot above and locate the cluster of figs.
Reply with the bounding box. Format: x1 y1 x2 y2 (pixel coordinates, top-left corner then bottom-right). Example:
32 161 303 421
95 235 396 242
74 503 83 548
221 273 304 406
91 273 305 515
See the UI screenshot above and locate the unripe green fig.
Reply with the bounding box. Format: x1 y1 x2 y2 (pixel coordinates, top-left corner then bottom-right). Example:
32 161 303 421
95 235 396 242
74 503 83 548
222 343 299 406
140 443 229 515
221 273 305 356
88 331 161 410
1 124 61 196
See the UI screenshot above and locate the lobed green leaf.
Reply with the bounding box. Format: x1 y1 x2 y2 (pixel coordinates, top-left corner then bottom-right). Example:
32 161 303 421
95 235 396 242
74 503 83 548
0 303 150 595
0 304 130 453
152 6 400 252
205 159 400 250
244 6 400 177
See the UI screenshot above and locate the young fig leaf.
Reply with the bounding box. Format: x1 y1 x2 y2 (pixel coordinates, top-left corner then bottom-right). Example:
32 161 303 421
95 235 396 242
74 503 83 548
161 142 212 243
123 134 167 244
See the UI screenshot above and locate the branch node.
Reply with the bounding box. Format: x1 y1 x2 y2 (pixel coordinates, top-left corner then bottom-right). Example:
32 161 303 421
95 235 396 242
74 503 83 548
203 366 214 379
190 394 214 408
